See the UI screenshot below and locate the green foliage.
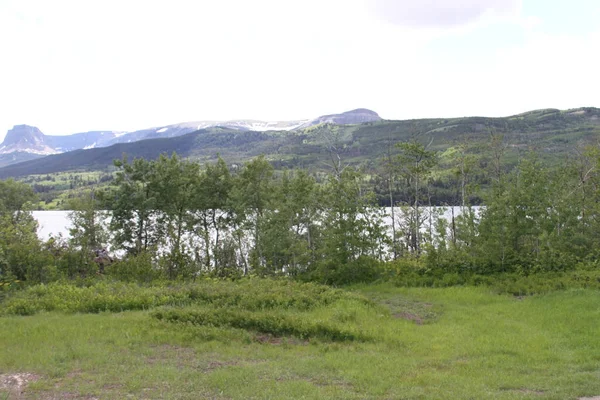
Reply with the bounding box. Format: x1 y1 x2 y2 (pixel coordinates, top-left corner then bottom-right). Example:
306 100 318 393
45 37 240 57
310 168 388 281
151 305 369 342
108 156 161 256
308 256 384 286
106 252 162 282
0 180 47 282
0 278 371 316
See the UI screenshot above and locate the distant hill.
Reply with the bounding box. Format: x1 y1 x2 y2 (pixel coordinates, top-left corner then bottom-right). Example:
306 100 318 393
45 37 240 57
0 108 382 166
0 107 599 179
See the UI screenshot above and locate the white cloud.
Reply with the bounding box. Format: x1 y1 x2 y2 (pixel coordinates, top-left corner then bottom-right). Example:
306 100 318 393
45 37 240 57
367 0 521 29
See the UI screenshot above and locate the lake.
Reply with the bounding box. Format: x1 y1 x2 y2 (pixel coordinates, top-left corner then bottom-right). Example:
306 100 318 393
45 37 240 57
32 207 481 241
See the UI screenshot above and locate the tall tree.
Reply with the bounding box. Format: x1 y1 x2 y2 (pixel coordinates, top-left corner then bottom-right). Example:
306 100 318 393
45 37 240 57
109 157 160 257
191 156 233 273
396 140 437 255
67 190 110 274
228 156 275 273
151 153 201 278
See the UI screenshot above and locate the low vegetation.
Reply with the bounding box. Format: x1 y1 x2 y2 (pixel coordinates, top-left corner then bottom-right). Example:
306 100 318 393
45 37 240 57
1 280 600 399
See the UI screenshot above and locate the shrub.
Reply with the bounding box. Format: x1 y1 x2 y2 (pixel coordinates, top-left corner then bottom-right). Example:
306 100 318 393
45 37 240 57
0 278 372 316
106 252 163 283
307 256 384 286
151 306 370 342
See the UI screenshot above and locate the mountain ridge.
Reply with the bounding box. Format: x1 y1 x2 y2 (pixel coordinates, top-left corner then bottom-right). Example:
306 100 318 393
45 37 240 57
0 106 598 179
0 109 381 166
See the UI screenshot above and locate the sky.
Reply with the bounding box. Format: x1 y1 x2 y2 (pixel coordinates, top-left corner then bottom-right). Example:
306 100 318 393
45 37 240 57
0 0 598 140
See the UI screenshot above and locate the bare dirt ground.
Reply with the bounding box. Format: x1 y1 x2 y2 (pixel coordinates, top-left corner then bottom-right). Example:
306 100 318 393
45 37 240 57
0 373 40 398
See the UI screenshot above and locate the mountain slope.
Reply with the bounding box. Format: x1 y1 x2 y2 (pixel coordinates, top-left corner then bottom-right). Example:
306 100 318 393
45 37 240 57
0 109 378 163
1 107 599 179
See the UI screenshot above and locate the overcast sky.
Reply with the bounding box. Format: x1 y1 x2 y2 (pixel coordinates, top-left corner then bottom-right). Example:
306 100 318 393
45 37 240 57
0 0 598 140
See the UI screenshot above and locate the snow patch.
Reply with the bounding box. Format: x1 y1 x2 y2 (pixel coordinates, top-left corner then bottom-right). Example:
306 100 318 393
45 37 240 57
84 142 97 149
156 127 169 133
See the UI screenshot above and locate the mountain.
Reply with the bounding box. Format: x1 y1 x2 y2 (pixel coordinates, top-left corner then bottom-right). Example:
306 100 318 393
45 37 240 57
0 109 379 164
0 125 57 155
1 107 599 180
296 108 381 130
49 131 120 152
104 120 308 147
0 125 121 156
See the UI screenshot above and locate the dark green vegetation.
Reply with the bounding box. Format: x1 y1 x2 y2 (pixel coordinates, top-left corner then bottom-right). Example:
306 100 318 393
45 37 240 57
2 107 600 207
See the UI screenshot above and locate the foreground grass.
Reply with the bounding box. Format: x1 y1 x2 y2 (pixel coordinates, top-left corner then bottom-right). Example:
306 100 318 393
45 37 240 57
1 281 600 399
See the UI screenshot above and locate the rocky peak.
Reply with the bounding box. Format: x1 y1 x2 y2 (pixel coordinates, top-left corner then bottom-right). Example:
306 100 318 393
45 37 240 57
296 108 381 129
0 125 57 155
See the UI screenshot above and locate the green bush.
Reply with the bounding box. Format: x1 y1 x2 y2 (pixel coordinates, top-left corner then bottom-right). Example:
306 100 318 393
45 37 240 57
307 256 384 286
151 306 369 342
106 252 163 283
0 278 371 316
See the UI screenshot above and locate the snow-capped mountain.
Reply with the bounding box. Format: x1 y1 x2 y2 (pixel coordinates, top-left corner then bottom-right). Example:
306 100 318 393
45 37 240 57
105 119 308 146
0 109 382 163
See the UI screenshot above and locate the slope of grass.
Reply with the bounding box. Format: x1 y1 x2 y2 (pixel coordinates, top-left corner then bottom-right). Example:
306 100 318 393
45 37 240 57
1 281 599 399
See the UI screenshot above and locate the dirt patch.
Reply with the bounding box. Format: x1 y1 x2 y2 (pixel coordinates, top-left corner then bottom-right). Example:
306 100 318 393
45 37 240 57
0 373 41 397
40 392 99 399
274 373 352 389
501 387 545 396
393 312 424 325
579 397 600 400
146 344 197 366
254 334 308 345
146 344 240 373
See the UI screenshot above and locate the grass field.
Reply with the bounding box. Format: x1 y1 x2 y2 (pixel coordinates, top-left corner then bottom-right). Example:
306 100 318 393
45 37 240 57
1 280 599 399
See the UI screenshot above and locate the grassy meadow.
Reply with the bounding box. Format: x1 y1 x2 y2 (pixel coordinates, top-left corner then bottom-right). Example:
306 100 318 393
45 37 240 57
1 279 599 399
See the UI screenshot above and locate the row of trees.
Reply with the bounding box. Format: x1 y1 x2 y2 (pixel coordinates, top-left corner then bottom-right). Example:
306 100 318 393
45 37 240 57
100 154 386 282
4 138 600 284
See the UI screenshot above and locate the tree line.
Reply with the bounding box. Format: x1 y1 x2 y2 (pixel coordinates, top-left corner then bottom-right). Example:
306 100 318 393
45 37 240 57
3 138 600 285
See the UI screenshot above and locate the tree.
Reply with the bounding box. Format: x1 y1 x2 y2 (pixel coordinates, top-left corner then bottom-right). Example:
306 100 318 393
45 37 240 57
151 153 201 278
312 168 387 284
228 156 275 273
109 156 160 257
67 190 110 275
190 156 233 274
0 179 37 223
258 170 320 275
395 140 437 255
0 179 43 281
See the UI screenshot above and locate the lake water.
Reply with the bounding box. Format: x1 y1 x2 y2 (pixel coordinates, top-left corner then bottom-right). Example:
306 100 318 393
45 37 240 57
31 207 481 241
33 210 73 239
